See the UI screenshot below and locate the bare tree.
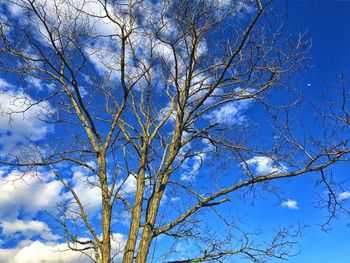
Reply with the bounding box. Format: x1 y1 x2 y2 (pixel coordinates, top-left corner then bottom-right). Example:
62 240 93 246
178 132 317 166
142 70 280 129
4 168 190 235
0 0 349 262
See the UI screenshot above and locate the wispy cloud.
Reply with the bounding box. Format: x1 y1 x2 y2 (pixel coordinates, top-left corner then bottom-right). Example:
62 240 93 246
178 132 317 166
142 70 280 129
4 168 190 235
0 78 13 89
180 153 205 182
205 100 252 125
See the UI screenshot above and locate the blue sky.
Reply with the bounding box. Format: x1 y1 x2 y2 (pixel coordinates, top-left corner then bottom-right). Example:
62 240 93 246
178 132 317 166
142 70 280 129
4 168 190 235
0 0 350 262
252 1 350 262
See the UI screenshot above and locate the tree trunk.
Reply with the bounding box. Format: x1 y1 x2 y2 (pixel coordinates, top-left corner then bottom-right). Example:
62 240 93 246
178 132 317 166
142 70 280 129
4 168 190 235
135 190 164 263
101 202 111 263
99 155 112 263
122 167 146 262
123 150 148 263
94 246 102 263
135 134 181 262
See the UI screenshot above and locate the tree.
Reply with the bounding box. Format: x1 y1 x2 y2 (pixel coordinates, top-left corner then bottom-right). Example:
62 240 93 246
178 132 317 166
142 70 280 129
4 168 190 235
0 0 349 262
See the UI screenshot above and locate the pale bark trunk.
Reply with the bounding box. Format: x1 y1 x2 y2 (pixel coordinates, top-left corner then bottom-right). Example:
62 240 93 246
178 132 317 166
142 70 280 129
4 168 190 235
101 203 111 263
122 146 148 263
133 121 182 262
94 246 102 263
122 165 146 262
135 190 163 263
99 154 112 263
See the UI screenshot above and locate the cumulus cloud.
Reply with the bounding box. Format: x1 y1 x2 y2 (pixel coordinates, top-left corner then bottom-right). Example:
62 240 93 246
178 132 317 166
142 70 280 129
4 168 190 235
0 248 18 263
0 233 126 263
0 170 63 219
119 174 137 196
243 156 288 176
0 240 32 263
63 164 102 215
281 199 298 210
63 163 142 216
10 241 91 263
0 164 127 262
1 220 59 241
117 173 153 198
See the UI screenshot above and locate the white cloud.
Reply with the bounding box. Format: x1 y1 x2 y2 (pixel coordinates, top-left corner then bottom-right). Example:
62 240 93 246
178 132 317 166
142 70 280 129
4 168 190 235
204 87 258 125
0 248 18 263
84 41 121 78
208 103 242 124
338 191 350 200
24 76 43 90
170 197 180 202
113 210 132 227
3 0 122 34
157 102 177 123
205 97 253 125
0 78 13 89
0 233 126 263
0 165 125 262
11 241 91 263
3 0 143 82
119 174 137 196
243 156 287 176
117 173 153 197
0 89 53 156
64 165 101 215
0 1 25 17
178 135 214 182
154 41 175 65
1 220 59 241
0 170 63 219
281 199 298 210
214 0 232 8
180 153 205 182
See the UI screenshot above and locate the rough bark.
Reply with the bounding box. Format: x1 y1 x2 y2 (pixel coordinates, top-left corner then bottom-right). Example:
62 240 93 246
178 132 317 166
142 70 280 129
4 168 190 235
123 153 147 262
99 154 112 263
